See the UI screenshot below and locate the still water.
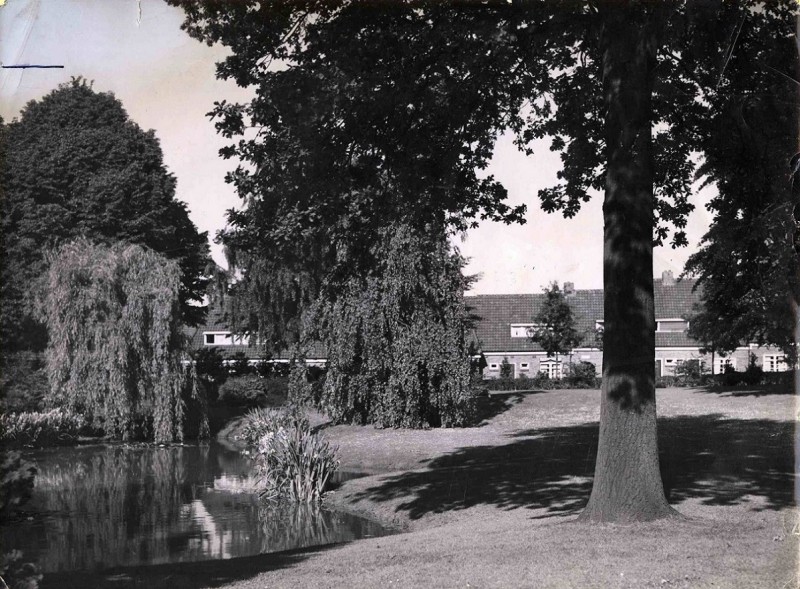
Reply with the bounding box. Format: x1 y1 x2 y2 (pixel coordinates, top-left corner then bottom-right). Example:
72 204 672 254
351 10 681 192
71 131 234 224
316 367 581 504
2 443 390 573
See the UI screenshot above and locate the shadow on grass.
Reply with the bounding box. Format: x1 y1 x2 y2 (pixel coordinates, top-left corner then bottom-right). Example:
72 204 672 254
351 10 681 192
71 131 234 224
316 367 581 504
473 391 526 424
40 543 341 589
353 414 795 521
693 383 796 398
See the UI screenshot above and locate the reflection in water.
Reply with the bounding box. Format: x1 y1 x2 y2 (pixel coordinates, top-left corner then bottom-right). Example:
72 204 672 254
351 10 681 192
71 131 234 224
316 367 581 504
2 444 389 573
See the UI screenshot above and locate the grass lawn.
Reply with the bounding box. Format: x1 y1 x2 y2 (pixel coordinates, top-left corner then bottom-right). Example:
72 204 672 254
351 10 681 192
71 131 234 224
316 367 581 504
48 386 798 588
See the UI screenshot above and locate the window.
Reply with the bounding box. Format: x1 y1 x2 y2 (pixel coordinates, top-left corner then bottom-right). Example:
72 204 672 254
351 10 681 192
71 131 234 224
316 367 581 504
660 358 677 375
520 362 530 371
539 359 562 379
714 357 736 373
510 323 537 338
203 332 233 346
763 355 787 373
488 363 499 371
657 319 689 332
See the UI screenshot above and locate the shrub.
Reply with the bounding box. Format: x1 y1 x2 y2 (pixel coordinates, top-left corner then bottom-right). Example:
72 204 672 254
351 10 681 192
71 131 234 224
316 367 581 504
483 372 600 391
761 370 795 387
194 347 228 402
228 351 254 378
655 375 679 388
674 359 704 387
743 353 764 386
0 409 87 448
721 364 742 386
499 357 514 379
565 361 599 388
256 361 292 378
238 406 339 503
218 375 266 406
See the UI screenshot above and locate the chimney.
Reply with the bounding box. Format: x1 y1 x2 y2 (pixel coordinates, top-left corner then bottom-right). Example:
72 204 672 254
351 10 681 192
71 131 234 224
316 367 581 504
563 282 575 296
661 270 675 286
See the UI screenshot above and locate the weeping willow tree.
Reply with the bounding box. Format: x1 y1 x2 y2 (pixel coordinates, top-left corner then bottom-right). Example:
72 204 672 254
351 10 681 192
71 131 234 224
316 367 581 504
36 238 204 442
312 225 474 428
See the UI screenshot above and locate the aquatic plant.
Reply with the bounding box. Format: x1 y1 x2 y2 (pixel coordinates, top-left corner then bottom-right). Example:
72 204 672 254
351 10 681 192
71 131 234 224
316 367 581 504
0 409 86 448
239 407 339 503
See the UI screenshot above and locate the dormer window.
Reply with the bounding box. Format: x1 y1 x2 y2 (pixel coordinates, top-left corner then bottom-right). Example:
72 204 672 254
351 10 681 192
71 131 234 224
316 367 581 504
656 319 688 332
203 331 233 346
510 323 537 338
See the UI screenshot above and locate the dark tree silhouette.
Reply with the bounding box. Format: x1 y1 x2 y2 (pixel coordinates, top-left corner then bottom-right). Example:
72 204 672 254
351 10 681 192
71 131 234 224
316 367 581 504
529 282 582 366
1 78 210 353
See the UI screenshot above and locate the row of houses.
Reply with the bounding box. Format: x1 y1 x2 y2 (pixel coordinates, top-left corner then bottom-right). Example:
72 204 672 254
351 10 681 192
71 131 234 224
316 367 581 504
188 271 790 378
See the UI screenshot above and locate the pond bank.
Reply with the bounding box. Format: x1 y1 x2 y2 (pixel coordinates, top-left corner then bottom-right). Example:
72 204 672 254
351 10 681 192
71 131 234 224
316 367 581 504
217 387 797 588
41 387 798 588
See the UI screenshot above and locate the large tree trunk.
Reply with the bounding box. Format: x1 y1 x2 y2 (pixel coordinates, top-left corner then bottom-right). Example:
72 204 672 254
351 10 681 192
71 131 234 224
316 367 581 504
579 4 678 522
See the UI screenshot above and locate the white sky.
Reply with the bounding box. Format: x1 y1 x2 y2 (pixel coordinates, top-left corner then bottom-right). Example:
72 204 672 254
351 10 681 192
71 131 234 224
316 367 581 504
0 0 715 294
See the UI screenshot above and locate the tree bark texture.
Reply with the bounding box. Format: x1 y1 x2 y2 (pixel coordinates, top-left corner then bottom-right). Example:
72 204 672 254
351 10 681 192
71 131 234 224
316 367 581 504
580 4 678 522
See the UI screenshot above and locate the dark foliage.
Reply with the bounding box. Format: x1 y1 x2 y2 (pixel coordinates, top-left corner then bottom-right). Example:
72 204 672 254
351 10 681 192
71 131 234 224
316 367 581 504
684 3 799 361
529 283 583 359
499 358 514 380
217 375 289 407
1 78 210 353
0 352 48 413
0 451 36 518
228 351 254 378
564 361 600 388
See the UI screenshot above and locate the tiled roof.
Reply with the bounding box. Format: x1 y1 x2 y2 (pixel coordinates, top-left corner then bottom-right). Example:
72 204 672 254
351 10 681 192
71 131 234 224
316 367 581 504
468 278 700 352
654 278 698 319
187 277 702 359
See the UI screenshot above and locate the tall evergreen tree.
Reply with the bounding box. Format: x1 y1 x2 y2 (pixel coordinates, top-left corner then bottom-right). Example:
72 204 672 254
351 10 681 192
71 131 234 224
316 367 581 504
1 78 210 353
172 0 796 521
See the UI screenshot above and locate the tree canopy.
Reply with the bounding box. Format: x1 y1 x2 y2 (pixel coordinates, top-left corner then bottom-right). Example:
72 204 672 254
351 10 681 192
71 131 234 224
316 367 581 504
529 282 582 360
1 78 211 352
173 0 797 521
684 10 799 361
35 238 203 442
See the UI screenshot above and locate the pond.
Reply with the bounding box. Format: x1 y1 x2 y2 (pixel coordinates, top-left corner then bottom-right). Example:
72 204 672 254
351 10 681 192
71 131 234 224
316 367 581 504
2 443 392 573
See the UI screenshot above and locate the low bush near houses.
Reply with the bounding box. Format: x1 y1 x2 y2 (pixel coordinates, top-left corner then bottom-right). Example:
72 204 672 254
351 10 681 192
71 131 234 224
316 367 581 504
673 359 704 387
0 409 87 448
742 355 764 386
484 372 601 391
564 362 599 388
238 406 339 503
656 375 679 388
218 375 289 407
760 370 795 387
